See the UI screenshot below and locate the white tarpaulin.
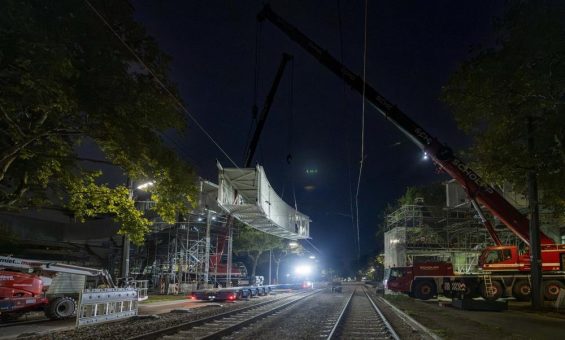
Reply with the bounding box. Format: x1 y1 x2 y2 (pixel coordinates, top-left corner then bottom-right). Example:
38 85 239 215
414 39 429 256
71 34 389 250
217 163 309 240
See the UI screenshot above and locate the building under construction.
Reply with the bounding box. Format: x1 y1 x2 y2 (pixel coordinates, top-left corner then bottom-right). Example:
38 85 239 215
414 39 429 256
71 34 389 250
384 180 562 273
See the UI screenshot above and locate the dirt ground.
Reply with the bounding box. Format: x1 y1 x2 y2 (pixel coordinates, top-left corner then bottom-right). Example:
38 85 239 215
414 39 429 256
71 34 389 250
384 294 565 339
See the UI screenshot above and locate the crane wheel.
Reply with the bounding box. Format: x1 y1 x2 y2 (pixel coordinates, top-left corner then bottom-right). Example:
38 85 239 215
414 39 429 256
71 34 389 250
512 280 531 301
413 281 436 300
459 279 480 299
45 296 77 320
543 280 564 301
480 280 503 301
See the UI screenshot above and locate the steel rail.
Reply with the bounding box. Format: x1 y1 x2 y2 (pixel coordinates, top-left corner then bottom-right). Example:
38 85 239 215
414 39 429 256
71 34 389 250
128 290 319 340
327 286 399 340
326 288 356 339
375 295 442 340
364 288 400 340
197 289 321 339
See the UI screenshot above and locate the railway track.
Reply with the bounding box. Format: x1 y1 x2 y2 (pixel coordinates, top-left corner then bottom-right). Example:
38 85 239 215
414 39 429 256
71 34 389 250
129 289 321 339
327 287 399 340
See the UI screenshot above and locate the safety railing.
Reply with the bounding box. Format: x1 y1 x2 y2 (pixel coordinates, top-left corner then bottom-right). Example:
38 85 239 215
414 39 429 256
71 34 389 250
76 288 138 327
131 280 149 301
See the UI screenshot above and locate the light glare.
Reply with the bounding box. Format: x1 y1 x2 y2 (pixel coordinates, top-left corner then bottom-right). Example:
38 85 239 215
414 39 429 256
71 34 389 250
137 181 155 190
294 265 312 275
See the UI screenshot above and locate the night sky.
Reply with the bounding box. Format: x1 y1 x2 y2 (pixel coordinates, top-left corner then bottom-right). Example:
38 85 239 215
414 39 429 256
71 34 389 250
131 1 506 268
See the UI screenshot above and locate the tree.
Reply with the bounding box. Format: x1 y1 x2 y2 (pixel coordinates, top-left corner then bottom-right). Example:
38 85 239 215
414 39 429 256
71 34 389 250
441 1 565 217
233 224 285 277
271 242 304 284
0 1 198 244
397 183 444 206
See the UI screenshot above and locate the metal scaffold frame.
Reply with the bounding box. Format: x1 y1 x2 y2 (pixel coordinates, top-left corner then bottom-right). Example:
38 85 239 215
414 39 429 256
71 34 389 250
384 199 524 273
128 162 309 293
382 180 563 273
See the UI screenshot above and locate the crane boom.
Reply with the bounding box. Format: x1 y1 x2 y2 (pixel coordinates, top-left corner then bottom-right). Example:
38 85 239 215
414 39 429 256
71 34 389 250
244 53 293 168
257 5 554 246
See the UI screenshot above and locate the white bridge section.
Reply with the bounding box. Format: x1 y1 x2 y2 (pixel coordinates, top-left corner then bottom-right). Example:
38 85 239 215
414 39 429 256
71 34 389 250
217 163 310 240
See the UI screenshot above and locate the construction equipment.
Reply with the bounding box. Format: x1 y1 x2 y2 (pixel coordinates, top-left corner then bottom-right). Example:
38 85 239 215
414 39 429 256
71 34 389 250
384 261 565 302
0 255 115 321
244 53 293 168
257 5 565 300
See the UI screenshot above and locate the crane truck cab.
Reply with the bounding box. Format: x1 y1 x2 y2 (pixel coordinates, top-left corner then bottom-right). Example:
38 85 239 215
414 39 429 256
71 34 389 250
479 244 565 273
479 246 529 272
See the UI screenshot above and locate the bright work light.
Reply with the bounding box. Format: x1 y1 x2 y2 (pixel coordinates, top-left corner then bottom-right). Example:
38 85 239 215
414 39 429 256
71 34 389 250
294 265 312 275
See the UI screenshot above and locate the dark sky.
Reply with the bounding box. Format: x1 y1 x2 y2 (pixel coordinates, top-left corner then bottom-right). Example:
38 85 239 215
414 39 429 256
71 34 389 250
132 1 505 268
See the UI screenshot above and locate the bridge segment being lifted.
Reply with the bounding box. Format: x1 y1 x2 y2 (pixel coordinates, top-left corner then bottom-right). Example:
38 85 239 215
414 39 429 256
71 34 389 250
217 163 310 240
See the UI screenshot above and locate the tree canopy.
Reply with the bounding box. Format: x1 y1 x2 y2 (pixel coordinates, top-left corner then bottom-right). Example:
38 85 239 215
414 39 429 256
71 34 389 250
233 224 286 277
441 1 565 217
0 0 197 244
397 183 445 207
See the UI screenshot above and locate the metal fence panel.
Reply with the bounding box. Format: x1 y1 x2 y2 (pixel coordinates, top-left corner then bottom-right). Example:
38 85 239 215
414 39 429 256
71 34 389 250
76 288 138 327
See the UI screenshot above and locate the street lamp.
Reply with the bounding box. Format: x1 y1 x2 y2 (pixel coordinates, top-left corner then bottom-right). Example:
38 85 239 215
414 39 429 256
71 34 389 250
136 181 155 190
122 179 153 280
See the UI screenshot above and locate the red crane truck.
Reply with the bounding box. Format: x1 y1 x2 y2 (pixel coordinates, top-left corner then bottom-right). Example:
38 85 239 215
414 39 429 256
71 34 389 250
257 5 565 302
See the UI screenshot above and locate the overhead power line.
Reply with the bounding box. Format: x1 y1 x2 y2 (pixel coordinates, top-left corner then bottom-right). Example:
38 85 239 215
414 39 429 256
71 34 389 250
354 0 369 261
84 0 238 168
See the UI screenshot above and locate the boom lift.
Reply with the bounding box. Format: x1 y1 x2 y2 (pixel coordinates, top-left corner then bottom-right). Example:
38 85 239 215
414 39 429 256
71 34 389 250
257 5 565 300
0 255 115 321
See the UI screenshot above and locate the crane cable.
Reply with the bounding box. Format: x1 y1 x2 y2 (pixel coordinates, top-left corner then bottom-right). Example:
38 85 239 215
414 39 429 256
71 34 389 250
354 0 369 261
337 0 358 259
289 58 298 210
84 0 239 168
243 21 263 164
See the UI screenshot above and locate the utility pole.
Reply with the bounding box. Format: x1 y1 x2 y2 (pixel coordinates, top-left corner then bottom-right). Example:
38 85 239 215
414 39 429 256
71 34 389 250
203 210 211 286
527 117 543 310
269 249 272 285
227 220 233 287
121 177 133 281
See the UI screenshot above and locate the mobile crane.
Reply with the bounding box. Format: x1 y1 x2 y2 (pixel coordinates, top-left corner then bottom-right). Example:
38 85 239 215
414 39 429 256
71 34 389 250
0 255 115 321
257 5 565 302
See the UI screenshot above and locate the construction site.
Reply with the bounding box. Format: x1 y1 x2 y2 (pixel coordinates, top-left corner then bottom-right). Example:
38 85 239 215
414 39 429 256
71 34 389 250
0 164 310 296
384 179 563 274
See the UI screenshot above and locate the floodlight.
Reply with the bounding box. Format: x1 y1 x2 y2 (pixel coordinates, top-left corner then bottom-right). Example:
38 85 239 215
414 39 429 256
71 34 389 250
136 181 155 190
294 265 312 275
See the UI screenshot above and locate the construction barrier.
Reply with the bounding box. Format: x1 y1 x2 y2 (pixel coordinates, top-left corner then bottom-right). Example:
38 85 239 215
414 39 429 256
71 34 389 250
76 288 138 327
131 280 149 301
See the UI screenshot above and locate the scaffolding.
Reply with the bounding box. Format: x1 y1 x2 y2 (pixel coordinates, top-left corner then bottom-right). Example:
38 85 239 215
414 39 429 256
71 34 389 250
127 162 310 294
385 204 493 273
383 184 526 273
382 177 565 273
